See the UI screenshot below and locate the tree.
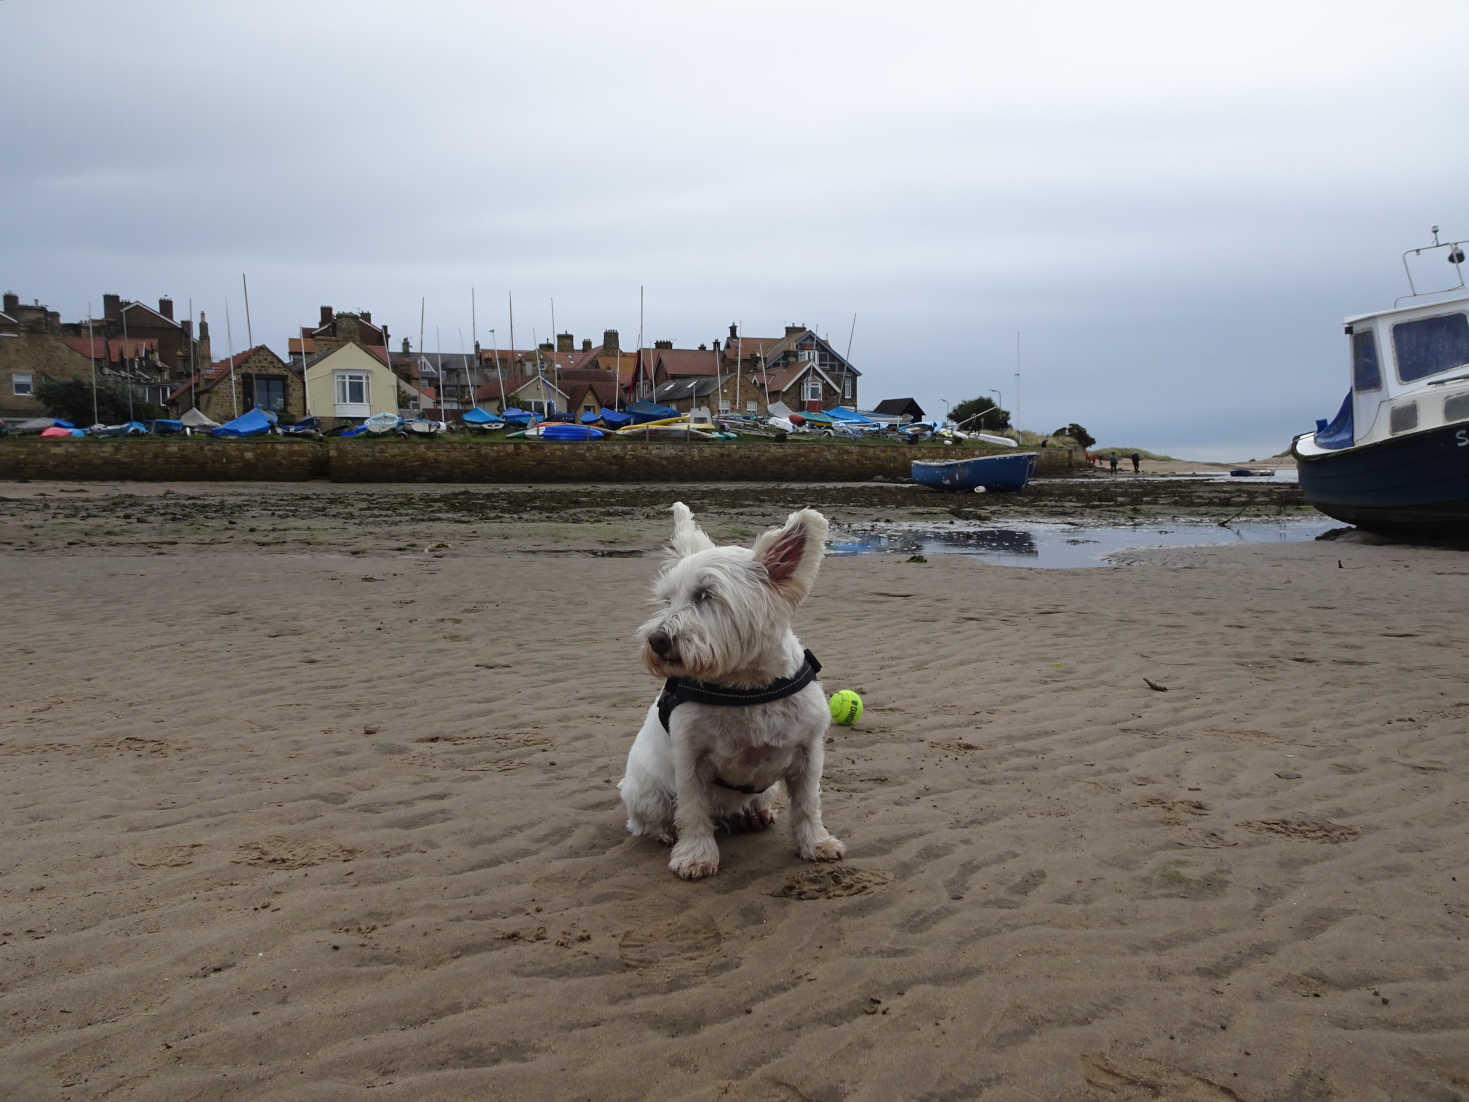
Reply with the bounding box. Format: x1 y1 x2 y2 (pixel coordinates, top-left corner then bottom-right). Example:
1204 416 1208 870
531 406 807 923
33 377 163 426
1052 422 1095 449
950 395 1010 429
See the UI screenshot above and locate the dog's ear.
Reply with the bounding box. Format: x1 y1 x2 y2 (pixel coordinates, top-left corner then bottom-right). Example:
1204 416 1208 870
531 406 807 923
668 501 715 557
752 508 828 605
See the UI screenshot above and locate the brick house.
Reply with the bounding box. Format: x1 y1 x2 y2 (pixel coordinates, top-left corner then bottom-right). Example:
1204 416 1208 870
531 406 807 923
719 324 861 413
168 345 306 424
1 297 101 420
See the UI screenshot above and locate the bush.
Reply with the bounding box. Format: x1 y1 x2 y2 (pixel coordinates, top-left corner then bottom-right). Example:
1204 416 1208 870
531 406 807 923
1052 422 1095 449
33 377 163 425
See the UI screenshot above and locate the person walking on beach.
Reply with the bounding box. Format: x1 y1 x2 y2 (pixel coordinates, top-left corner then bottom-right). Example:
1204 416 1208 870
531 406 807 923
1130 452 1140 473
1109 453 1119 475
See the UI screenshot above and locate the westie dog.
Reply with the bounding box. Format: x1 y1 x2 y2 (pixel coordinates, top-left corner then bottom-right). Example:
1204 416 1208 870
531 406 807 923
618 502 845 880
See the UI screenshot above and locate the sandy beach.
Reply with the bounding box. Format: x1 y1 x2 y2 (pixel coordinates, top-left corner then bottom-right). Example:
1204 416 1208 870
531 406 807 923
2 479 1466 1101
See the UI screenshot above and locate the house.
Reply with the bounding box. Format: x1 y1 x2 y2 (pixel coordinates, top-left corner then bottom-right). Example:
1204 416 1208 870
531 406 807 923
719 324 861 412
557 368 623 420
168 345 306 424
1 295 101 420
870 397 925 424
303 342 406 424
1 291 208 418
389 340 477 418
473 370 569 417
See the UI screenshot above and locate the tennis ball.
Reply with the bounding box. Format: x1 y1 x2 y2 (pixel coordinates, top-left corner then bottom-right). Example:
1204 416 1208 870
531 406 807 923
829 689 863 725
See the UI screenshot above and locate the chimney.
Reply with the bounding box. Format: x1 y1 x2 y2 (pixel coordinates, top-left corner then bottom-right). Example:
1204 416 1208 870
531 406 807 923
785 324 805 337
158 297 174 320
104 293 122 320
729 322 738 341
3 292 18 315
602 328 619 352
698 343 707 351
319 305 333 326
402 337 411 354
582 338 591 351
654 339 673 350
557 332 573 353
198 312 211 363
360 310 371 324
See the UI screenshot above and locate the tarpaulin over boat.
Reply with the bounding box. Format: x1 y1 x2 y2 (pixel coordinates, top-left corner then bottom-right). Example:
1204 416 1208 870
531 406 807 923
627 400 678 424
461 407 503 426
211 408 275 437
599 407 632 427
180 407 220 428
1314 391 1353 450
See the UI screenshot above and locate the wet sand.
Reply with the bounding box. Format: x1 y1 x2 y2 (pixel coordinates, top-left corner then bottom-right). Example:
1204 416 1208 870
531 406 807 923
2 479 1466 1100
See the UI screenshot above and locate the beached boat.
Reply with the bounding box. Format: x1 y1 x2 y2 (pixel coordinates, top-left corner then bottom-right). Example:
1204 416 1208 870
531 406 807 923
911 451 1038 492
1291 228 1469 533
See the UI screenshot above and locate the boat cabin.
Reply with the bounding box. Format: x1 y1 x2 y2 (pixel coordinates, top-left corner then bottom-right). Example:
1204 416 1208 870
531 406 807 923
1320 294 1469 450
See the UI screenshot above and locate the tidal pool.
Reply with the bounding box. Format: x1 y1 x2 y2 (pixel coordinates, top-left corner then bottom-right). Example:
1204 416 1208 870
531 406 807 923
829 517 1336 569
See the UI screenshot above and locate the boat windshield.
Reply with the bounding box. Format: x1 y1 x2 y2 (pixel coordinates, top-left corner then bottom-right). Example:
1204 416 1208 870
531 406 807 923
1392 311 1469 383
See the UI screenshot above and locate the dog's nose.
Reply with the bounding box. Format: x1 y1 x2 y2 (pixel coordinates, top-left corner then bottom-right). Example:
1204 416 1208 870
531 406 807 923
648 630 673 657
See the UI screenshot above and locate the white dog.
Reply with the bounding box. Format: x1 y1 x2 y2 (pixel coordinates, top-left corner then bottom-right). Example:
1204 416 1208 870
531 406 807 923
618 502 845 880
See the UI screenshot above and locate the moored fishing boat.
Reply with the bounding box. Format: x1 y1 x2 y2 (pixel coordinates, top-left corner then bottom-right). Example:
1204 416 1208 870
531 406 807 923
1291 228 1469 533
911 451 1038 492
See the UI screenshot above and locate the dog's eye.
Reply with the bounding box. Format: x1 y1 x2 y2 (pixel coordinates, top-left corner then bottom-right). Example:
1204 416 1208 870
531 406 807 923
693 588 711 604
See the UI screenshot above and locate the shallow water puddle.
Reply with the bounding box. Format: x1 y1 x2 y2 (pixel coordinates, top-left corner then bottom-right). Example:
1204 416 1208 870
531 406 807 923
829 518 1336 569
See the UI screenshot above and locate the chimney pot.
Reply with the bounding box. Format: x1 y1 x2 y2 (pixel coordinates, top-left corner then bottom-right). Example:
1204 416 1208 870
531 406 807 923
3 292 19 314
602 329 619 352
582 338 591 351
158 296 174 320
320 305 333 326
729 322 738 340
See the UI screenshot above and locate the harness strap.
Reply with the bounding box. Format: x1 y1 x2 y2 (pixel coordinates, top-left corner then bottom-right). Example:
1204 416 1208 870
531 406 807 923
658 649 822 733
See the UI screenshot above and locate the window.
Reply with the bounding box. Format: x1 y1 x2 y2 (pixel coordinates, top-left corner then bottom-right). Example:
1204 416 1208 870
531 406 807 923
800 349 817 363
1352 330 1380 391
843 375 853 400
12 372 32 396
1392 313 1469 383
719 397 731 412
1389 402 1418 434
1445 393 1469 423
252 376 286 412
805 376 822 402
746 400 758 414
335 372 368 406
525 399 554 415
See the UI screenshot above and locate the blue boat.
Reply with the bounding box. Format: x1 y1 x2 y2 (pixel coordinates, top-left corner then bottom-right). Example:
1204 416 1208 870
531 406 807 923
911 451 1038 492
599 406 632 427
211 408 276 437
538 423 605 441
461 407 504 429
1292 228 1469 533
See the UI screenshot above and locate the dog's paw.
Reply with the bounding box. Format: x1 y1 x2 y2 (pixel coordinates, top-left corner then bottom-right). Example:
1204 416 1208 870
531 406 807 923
735 804 778 832
670 837 720 880
799 835 846 863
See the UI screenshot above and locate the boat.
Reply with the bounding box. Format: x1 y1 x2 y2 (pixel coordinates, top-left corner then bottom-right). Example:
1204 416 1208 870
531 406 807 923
1229 468 1273 478
529 422 605 441
211 408 276 438
911 451 1038 492
362 412 402 434
461 407 504 430
1291 227 1469 533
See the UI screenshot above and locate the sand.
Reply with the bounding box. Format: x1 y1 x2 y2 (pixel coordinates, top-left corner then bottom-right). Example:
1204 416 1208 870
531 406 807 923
2 480 1466 1101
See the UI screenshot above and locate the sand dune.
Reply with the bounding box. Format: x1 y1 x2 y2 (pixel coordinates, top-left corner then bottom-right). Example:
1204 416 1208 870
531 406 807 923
1 483 1466 1100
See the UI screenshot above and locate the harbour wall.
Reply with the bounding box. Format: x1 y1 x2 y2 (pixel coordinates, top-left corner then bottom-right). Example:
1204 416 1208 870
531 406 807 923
0 438 1079 483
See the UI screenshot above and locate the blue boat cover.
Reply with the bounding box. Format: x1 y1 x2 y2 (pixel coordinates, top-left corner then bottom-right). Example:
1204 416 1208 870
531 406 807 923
150 419 184 434
580 410 601 423
627 400 678 424
599 407 632 426
462 407 503 426
827 407 875 422
54 419 76 429
501 407 533 424
211 408 275 437
1313 391 1353 450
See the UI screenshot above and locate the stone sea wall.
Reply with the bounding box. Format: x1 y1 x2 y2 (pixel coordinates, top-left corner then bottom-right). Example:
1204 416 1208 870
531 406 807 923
0 437 1078 483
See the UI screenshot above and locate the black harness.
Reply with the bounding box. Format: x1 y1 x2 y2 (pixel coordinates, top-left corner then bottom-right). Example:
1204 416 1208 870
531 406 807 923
656 649 822 795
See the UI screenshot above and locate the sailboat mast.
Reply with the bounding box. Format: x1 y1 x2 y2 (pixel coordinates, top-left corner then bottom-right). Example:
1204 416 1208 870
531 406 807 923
187 295 196 416
1014 329 1022 437
121 304 135 422
86 301 99 427
224 300 238 418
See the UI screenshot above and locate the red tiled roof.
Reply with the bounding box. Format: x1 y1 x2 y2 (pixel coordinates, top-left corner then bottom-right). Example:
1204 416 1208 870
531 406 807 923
62 336 160 363
653 348 721 377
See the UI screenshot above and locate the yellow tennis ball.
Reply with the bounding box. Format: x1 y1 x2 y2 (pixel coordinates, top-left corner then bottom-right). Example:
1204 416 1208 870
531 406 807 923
829 689 863 725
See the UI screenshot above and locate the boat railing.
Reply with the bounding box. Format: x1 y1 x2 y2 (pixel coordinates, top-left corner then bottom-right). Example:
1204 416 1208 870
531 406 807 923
1396 226 1467 306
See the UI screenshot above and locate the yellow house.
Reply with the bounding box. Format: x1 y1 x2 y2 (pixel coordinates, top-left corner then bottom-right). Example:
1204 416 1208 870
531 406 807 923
304 342 402 421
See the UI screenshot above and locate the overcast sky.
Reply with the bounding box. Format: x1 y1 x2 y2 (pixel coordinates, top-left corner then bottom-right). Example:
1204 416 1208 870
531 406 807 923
7 0 1469 458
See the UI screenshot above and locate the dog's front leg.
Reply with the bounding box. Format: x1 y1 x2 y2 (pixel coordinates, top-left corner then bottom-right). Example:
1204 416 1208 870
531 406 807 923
668 735 720 879
785 741 845 862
